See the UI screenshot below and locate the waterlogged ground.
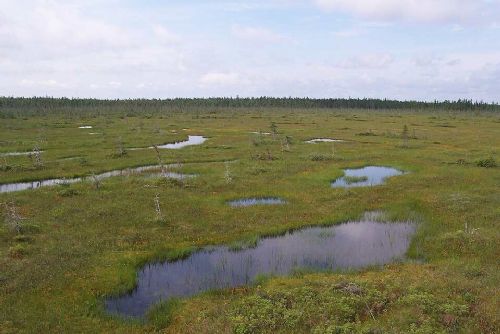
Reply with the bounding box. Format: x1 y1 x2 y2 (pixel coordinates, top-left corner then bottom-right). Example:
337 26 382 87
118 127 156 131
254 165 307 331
0 109 499 333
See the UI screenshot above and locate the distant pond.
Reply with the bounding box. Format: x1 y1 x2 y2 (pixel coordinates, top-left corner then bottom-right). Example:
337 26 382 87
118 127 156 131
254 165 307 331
331 166 404 188
228 197 286 207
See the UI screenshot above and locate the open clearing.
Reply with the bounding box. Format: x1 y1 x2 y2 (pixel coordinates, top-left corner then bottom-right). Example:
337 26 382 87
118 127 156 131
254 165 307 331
1 105 499 333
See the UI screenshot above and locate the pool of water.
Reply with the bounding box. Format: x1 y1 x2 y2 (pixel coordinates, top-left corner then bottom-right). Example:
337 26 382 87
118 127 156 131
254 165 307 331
155 172 197 180
157 135 207 149
105 219 415 318
228 197 286 207
331 166 404 188
305 138 345 143
0 151 44 157
0 164 188 193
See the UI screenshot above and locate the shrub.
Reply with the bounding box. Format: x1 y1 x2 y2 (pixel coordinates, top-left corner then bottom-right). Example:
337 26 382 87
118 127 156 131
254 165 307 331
310 153 333 161
476 157 497 168
58 188 79 197
9 244 28 258
356 131 377 136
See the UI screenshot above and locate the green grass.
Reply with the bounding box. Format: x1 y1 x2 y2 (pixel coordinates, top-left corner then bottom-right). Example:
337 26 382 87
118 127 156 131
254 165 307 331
0 108 498 333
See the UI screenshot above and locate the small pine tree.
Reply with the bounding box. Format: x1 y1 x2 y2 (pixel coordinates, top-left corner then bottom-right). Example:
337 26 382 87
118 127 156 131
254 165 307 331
270 122 278 138
116 137 127 157
224 161 233 184
401 124 409 148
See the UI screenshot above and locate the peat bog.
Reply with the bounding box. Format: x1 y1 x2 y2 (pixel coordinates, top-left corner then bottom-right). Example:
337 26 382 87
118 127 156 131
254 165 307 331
1 103 498 333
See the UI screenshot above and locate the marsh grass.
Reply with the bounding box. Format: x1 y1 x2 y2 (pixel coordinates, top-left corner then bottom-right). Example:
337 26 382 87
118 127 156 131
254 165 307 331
343 175 368 184
147 298 182 330
228 235 260 251
356 130 377 136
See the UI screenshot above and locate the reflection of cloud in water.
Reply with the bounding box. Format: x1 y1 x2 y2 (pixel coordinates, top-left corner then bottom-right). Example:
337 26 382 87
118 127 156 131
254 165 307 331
106 220 415 318
332 166 404 188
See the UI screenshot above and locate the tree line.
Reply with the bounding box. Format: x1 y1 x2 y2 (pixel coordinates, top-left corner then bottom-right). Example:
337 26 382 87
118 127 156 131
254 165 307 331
0 96 498 116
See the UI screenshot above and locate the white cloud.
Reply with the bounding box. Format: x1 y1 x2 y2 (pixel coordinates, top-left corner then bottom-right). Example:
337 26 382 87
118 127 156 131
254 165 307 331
199 72 241 86
313 0 496 24
153 25 181 44
231 25 290 43
336 53 394 69
0 0 498 101
19 79 68 88
108 81 122 88
333 28 363 38
2 1 134 53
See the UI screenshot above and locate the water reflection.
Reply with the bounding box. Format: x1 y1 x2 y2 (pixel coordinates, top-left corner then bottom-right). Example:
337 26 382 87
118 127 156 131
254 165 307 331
105 220 415 317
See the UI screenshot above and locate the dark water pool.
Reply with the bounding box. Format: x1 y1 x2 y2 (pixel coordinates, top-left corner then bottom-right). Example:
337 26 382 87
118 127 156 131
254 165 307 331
105 219 415 318
331 166 403 188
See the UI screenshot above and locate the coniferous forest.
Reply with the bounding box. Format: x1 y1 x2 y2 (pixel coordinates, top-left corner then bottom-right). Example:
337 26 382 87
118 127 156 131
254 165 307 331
0 96 498 117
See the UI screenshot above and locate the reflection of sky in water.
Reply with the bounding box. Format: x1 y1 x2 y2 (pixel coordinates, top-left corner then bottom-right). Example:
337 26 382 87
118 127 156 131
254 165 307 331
0 151 45 156
157 135 207 149
305 138 344 143
106 221 415 318
0 164 187 193
331 166 403 188
228 198 286 207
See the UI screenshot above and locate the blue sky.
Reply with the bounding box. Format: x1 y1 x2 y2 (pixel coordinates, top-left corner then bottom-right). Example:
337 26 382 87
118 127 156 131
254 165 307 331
1 0 499 101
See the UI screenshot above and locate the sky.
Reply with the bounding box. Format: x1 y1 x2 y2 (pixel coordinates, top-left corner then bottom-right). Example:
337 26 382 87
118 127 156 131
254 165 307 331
1 0 499 101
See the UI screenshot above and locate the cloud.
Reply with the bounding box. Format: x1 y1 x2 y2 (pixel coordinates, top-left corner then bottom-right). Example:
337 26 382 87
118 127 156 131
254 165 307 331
333 28 363 38
2 1 134 54
0 0 498 101
19 79 68 88
231 25 290 43
336 53 394 69
313 0 497 24
153 25 181 44
199 72 241 86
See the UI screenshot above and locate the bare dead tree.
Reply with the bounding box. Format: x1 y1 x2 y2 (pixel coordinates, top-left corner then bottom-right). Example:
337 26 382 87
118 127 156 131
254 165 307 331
154 192 163 221
2 202 25 234
224 161 233 184
29 143 43 168
91 172 101 190
152 144 167 175
116 137 127 157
